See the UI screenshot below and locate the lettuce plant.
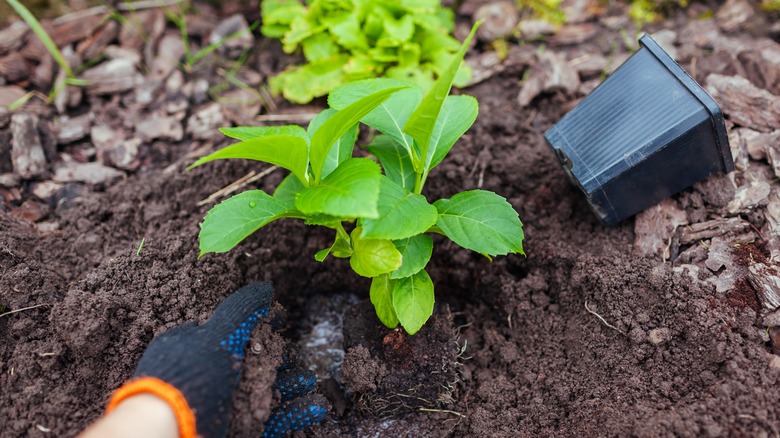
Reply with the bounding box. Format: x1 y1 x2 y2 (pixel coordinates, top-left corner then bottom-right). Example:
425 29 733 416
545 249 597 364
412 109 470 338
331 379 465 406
191 24 523 334
260 0 472 103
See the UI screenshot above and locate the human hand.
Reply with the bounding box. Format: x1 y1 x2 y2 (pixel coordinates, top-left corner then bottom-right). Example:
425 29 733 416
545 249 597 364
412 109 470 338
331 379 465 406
103 282 328 438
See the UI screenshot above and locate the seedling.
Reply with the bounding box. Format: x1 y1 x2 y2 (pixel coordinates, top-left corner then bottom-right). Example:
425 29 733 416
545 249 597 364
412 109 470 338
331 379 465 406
136 237 146 256
163 3 259 72
260 0 472 103
191 23 524 334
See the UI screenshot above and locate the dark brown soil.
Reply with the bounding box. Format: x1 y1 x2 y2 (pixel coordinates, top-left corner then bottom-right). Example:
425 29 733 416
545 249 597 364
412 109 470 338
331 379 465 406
2 2 780 437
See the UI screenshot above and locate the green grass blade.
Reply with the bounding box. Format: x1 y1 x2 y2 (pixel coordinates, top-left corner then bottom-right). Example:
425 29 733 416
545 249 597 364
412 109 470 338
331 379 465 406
190 21 259 65
6 0 76 79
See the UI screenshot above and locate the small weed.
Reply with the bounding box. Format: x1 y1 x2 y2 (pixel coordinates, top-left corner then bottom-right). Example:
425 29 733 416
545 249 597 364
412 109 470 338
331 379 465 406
136 237 145 256
163 2 259 73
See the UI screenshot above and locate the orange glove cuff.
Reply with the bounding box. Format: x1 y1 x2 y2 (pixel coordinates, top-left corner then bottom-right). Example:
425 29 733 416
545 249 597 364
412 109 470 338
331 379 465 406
106 377 198 438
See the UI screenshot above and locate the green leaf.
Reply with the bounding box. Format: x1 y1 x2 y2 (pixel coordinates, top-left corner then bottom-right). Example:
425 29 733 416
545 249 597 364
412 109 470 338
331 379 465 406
273 173 306 211
261 0 307 38
329 79 421 156
391 234 433 279
403 22 479 171
314 248 331 262
314 232 353 261
424 95 478 174
342 55 384 80
360 176 437 240
199 190 289 257
370 274 399 328
398 42 422 69
304 213 346 228
302 32 341 62
220 125 308 142
385 66 435 92
310 85 409 183
269 56 349 104
367 135 416 191
434 190 524 257
383 14 414 41
282 15 321 50
392 269 434 335
295 158 381 218
189 131 310 185
322 10 368 51
330 233 353 258
307 109 358 179
349 228 403 278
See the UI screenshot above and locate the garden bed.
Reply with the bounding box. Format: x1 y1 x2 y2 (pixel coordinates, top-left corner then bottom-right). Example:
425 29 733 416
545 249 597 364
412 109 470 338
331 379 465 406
2 0 780 436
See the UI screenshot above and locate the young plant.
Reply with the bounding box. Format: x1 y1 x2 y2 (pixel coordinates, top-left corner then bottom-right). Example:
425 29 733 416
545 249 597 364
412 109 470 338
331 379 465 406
260 0 472 103
191 23 524 334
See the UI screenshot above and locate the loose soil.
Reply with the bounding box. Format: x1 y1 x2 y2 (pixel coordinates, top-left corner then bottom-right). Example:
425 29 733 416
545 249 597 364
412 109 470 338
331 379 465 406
2 2 780 437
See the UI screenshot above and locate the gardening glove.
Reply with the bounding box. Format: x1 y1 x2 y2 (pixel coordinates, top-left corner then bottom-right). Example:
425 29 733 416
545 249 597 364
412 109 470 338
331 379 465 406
106 282 273 438
261 353 329 438
104 282 328 438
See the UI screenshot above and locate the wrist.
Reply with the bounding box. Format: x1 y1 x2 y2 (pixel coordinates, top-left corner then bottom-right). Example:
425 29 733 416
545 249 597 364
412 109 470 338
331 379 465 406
107 377 198 438
79 394 178 438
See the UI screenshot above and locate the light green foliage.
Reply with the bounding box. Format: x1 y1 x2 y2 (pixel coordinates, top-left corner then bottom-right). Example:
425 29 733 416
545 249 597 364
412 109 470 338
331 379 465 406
370 275 399 327
762 0 780 11
628 0 690 30
392 270 435 335
193 23 524 334
517 0 566 25
260 0 472 103
349 228 403 277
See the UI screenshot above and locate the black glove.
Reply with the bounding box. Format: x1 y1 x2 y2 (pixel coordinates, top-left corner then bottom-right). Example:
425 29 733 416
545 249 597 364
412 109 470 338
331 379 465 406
262 360 329 438
106 282 329 438
131 282 273 437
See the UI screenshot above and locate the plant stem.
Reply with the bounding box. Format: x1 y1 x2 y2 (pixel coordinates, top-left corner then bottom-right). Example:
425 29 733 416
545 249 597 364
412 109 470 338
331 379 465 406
413 171 423 194
335 222 350 242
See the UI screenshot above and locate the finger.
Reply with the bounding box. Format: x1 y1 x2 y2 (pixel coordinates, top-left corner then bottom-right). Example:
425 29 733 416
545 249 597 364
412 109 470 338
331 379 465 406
277 344 301 372
133 323 197 376
206 282 274 332
273 369 317 402
261 394 329 438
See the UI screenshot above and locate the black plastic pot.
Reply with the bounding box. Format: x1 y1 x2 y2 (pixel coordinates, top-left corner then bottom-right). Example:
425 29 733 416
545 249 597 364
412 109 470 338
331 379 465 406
544 34 733 226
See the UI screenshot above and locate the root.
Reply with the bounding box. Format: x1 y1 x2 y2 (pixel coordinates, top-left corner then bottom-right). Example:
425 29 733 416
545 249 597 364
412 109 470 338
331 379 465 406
584 301 626 335
419 407 466 418
0 303 50 318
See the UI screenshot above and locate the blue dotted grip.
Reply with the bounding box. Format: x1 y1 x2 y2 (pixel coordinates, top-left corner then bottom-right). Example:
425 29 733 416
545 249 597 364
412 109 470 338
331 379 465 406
219 307 270 359
273 369 317 402
262 394 329 438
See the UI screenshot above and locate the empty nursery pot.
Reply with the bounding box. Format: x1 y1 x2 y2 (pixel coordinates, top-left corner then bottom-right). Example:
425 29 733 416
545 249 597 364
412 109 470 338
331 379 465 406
544 34 733 226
